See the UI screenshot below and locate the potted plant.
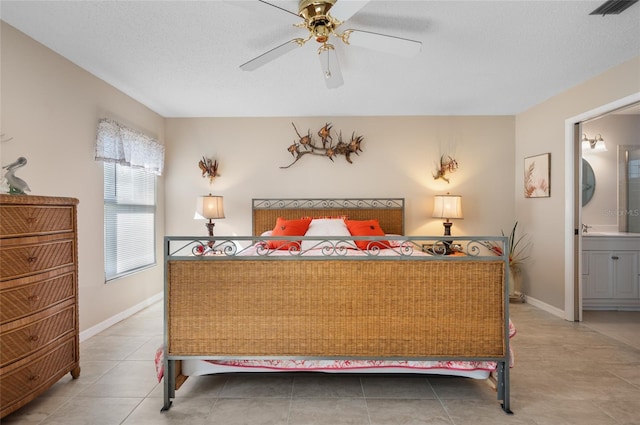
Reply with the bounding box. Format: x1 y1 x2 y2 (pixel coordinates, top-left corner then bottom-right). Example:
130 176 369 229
484 222 531 302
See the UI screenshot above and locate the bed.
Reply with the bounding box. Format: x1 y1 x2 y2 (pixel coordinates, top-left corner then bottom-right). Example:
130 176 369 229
161 198 513 413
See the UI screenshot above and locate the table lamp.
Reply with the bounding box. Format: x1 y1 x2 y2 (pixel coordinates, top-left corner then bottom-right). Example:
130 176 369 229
195 194 225 244
432 194 463 254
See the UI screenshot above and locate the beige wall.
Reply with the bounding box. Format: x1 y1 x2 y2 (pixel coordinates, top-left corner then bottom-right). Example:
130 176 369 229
164 116 516 239
515 56 640 312
1 22 166 334
3 18 638 327
582 114 640 231
1 21 516 335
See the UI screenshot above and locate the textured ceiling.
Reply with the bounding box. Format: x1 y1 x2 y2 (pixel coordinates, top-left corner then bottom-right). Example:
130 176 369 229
1 0 639 118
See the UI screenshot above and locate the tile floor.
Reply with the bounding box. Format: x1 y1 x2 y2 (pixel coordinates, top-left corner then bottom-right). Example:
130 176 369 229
3 302 639 425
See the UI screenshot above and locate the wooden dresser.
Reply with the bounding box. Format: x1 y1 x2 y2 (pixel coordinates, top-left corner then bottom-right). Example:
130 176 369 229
0 194 80 418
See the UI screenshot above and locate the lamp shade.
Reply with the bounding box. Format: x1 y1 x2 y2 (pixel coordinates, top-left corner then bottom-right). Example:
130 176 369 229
432 195 463 219
591 139 607 152
195 194 225 220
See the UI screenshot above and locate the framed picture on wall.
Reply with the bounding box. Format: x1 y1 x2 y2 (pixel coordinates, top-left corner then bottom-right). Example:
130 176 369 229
524 153 550 198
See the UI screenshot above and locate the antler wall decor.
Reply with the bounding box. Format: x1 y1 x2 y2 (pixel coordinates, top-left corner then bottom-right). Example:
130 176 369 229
282 123 363 169
198 156 220 183
433 155 459 183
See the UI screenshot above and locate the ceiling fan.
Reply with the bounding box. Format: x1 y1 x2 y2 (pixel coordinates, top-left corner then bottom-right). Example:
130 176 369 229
239 0 422 88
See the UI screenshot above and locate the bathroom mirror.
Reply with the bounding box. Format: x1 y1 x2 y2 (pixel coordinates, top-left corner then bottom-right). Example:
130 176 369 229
582 159 595 206
618 145 640 232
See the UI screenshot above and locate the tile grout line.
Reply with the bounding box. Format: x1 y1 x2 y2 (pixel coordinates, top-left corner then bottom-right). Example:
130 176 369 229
427 378 457 425
360 377 373 425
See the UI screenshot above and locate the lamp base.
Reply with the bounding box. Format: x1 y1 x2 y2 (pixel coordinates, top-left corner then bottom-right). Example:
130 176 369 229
205 221 215 247
442 221 454 255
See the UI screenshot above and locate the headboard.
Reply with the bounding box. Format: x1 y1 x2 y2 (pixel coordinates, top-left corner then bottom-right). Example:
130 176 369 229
252 198 405 236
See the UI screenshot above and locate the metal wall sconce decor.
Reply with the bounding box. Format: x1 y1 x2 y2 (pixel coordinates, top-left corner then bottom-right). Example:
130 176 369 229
433 155 459 183
282 122 363 169
198 156 220 184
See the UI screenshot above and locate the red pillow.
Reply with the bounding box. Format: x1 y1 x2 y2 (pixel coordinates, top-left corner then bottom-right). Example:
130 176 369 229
267 217 312 250
345 219 389 250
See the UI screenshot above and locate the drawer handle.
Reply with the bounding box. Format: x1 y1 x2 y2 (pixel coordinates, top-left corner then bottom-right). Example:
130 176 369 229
612 256 619 260
29 375 40 382
27 256 37 263
26 217 38 224
28 335 39 342
28 295 41 302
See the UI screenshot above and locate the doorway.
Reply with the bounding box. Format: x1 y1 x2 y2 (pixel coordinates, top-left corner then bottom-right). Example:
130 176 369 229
564 93 640 322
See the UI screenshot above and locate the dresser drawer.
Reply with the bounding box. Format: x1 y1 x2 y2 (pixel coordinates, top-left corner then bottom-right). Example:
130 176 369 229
0 303 76 367
0 205 74 238
0 337 77 417
0 240 75 280
0 271 76 325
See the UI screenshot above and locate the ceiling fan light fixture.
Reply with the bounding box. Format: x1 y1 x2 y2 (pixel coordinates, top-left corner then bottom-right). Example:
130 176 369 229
312 21 331 42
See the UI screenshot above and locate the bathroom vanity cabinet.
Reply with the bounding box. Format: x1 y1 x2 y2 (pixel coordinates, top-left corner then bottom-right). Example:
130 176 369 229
582 234 640 310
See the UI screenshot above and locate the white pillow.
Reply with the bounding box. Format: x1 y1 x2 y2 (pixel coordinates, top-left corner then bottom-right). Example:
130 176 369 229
301 219 352 251
386 234 406 248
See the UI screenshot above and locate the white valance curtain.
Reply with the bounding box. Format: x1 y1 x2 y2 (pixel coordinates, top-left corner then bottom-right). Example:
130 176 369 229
95 118 165 176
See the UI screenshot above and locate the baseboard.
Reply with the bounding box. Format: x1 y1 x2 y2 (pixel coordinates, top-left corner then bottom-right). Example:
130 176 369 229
79 292 164 343
523 294 567 320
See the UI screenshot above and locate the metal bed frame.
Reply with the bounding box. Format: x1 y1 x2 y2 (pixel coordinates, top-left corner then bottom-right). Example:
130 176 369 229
162 198 512 414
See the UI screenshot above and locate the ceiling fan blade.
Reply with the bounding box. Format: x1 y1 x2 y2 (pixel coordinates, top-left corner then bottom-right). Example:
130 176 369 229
258 0 300 18
343 29 422 57
240 39 304 71
318 44 343 89
329 0 371 22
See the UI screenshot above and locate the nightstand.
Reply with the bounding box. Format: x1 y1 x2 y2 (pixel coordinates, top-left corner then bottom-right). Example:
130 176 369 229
422 243 465 255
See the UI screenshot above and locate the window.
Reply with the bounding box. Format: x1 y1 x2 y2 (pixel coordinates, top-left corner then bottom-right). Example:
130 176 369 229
95 118 164 281
103 162 157 281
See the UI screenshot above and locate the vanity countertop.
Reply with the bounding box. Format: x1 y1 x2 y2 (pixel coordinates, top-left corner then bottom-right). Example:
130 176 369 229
583 232 640 238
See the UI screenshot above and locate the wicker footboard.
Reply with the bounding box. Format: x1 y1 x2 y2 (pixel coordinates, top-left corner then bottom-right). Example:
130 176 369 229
162 211 512 413
167 259 505 358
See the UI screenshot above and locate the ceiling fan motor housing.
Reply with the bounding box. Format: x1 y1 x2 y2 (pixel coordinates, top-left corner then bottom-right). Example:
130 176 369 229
298 0 338 43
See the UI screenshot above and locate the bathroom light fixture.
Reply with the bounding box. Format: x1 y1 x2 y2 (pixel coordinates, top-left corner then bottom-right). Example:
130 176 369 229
581 133 607 152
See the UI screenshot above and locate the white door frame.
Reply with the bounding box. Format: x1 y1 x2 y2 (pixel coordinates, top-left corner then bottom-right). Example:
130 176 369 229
563 92 640 321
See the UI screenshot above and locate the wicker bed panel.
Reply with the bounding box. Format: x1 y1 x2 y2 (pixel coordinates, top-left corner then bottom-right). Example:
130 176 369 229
253 208 404 236
167 259 505 359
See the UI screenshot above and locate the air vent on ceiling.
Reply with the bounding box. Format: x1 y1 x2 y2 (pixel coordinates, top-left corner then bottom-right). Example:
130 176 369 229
590 0 638 15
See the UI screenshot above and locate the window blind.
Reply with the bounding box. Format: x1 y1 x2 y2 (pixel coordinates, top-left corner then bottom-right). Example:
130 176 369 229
104 162 156 281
